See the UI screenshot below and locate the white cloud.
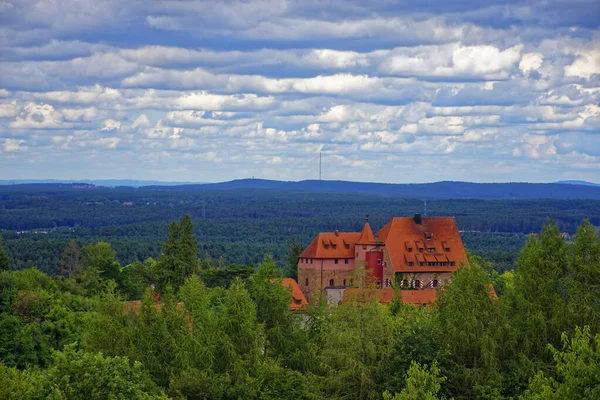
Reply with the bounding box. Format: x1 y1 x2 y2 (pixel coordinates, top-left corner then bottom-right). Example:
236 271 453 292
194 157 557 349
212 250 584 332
0 102 20 118
33 85 122 105
519 52 544 73
9 103 68 129
2 138 26 152
564 49 600 79
101 119 121 131
132 114 150 129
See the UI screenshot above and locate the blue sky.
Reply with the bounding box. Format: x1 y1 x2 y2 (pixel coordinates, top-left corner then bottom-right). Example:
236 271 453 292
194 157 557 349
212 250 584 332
0 0 599 183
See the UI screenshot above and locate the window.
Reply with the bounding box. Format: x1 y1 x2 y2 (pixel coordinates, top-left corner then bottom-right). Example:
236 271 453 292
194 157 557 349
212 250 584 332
444 247 450 252
415 279 421 288
343 279 347 286
432 280 439 287
408 261 414 267
408 248 413 252
294 299 302 305
334 259 338 264
450 261 456 266
377 259 382 265
418 248 423 252
344 259 348 264
419 262 425 267
305 278 309 286
402 279 409 287
427 248 435 253
377 280 381 287
329 279 334 287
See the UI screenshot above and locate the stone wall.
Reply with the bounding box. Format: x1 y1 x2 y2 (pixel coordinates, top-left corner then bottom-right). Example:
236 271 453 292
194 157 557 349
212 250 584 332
298 260 355 303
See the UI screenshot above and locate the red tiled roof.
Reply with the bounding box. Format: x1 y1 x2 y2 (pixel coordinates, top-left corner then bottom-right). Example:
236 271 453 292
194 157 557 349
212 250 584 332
377 217 468 273
343 288 438 305
299 232 360 259
282 278 308 311
357 222 377 244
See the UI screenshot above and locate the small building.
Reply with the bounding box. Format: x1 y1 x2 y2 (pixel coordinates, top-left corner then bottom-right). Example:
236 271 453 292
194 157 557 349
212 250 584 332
282 278 308 311
298 214 469 304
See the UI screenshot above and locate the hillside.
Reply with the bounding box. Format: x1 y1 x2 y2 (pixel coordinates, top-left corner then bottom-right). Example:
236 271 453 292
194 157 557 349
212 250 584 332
144 179 600 200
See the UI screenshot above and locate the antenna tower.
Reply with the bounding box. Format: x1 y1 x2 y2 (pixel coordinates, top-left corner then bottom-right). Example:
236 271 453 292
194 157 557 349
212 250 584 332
319 152 322 180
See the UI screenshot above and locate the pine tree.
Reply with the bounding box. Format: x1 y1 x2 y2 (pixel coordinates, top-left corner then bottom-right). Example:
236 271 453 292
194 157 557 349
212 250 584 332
154 215 199 292
0 235 11 272
285 237 303 280
57 240 82 278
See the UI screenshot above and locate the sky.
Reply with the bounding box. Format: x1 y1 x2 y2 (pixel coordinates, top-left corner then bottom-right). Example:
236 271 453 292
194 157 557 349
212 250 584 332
0 0 599 183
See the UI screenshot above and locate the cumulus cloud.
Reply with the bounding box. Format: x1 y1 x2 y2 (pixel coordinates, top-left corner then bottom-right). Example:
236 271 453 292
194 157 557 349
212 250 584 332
9 103 69 129
2 138 26 152
564 49 600 79
101 119 121 131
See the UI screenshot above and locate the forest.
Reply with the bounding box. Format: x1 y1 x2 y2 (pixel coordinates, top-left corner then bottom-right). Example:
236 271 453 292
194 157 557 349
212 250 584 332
0 215 599 399
1 184 599 275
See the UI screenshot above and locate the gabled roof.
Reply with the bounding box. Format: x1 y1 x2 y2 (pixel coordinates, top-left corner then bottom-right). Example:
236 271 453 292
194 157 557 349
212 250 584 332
377 216 468 273
282 278 308 311
356 222 377 245
299 232 360 259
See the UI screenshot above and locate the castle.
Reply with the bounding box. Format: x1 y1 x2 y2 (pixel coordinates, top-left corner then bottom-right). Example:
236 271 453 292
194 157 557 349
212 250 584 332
297 214 468 305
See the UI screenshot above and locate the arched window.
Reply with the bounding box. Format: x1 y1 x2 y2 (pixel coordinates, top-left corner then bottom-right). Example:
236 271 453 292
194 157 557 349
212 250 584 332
414 279 421 289
305 278 309 286
329 279 334 287
432 279 439 287
402 279 409 287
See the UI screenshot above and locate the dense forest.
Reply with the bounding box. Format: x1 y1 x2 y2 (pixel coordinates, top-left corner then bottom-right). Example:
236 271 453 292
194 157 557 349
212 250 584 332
1 216 599 399
1 185 599 275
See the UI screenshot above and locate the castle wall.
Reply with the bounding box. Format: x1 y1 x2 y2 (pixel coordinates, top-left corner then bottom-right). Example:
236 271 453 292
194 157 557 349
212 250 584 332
298 259 355 303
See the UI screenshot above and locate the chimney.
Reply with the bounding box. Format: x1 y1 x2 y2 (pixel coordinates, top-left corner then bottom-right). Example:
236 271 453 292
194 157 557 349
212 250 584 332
414 213 422 225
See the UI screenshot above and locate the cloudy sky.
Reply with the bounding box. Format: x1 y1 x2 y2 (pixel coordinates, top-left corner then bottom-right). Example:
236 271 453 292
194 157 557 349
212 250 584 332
0 0 599 183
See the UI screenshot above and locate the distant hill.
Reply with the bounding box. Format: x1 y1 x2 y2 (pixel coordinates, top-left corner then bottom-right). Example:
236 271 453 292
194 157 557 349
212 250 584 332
0 179 198 187
555 180 600 187
144 179 600 200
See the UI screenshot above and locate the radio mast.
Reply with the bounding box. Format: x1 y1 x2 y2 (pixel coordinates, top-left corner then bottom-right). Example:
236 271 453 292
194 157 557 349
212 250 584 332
319 152 322 180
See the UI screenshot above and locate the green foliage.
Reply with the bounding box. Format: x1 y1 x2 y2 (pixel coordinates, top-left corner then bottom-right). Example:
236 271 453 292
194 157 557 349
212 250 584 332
434 260 504 398
1 218 599 399
520 326 600 399
285 237 303 280
383 361 447 400
0 235 11 271
199 263 254 288
57 240 82 278
153 215 199 292
82 242 121 281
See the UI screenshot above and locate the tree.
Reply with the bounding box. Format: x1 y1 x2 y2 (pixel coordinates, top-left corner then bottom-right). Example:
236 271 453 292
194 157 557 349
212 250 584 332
82 242 121 282
566 220 600 333
40 345 167 399
284 237 303 280
520 326 600 400
249 255 294 358
154 215 199 292
57 240 82 278
383 361 447 400
0 235 12 272
434 260 504 398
